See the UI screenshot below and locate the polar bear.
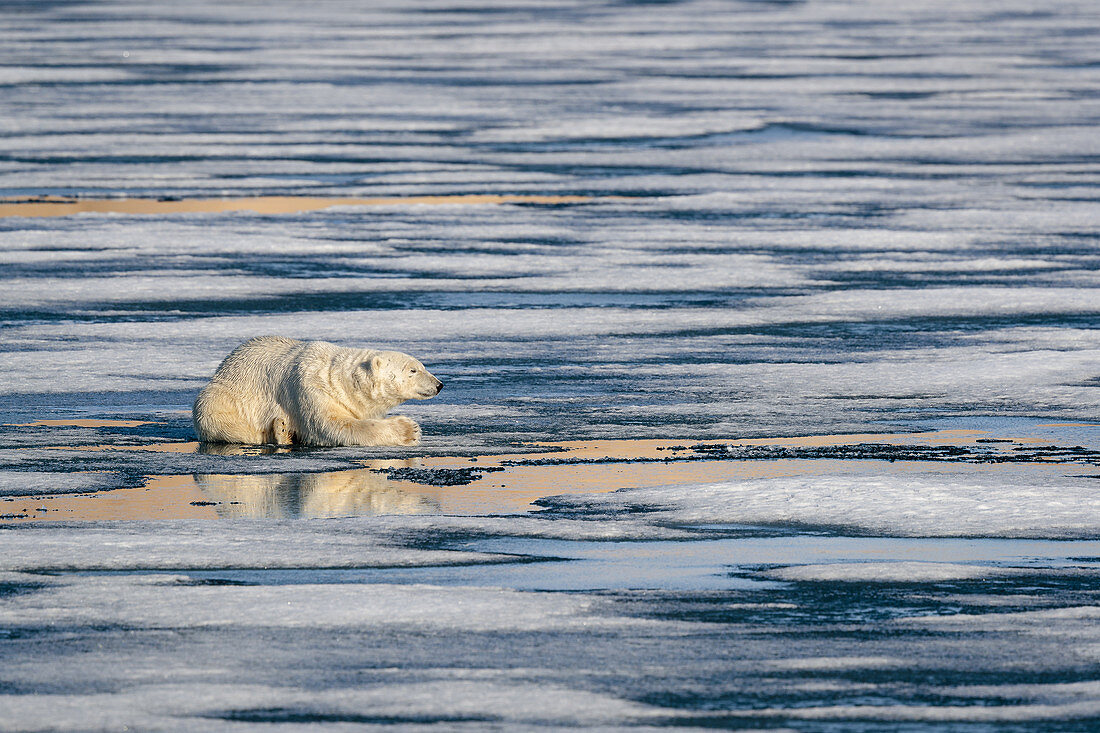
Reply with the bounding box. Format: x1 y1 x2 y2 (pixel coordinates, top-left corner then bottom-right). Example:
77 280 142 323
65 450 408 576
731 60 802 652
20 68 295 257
192 336 442 447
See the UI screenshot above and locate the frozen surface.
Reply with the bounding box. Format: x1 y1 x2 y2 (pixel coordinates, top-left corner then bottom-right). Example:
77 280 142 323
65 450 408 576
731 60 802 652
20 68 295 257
6 523 1100 730
3 207 1098 440
538 460 1100 538
2 0 1100 729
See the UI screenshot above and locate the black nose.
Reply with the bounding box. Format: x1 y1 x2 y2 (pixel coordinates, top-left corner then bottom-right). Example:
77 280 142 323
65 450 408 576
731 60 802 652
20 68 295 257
434 381 443 394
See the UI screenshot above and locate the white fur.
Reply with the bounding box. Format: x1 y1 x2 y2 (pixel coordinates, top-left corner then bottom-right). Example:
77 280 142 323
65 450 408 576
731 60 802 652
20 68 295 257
192 336 442 447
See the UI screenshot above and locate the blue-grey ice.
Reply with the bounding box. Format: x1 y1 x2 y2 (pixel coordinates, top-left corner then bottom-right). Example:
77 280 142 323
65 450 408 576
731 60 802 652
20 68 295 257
2 0 1100 729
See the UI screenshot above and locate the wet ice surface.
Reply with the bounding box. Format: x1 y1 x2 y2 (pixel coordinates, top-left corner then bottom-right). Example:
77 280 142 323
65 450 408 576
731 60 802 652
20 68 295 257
3 0 1100 729
6 524 1100 730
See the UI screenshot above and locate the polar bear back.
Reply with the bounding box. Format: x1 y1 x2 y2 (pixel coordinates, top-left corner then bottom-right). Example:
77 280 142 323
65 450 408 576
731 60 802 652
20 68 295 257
204 336 381 423
207 335 304 397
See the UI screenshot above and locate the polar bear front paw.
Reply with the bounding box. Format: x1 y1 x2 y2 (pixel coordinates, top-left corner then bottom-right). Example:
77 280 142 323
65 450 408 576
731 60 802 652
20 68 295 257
389 416 422 446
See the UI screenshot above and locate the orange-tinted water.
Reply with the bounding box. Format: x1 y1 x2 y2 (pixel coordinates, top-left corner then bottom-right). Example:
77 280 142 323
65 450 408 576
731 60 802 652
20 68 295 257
6 428 1092 521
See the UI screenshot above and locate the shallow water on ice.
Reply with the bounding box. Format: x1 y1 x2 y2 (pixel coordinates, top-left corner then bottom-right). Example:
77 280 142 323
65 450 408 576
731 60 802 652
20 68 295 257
2 0 1100 729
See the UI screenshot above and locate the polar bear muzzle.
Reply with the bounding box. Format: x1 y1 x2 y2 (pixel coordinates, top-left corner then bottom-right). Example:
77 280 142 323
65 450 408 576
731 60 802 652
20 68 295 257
416 374 444 398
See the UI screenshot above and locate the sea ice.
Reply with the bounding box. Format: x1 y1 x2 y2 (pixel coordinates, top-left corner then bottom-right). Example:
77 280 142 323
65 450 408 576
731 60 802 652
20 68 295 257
2 0 1099 727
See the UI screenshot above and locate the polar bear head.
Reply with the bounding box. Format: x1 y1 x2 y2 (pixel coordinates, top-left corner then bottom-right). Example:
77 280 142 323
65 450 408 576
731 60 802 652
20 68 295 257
362 350 443 403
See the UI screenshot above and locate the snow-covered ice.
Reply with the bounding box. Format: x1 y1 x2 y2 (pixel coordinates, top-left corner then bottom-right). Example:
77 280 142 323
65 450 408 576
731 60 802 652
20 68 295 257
539 460 1100 538
2 0 1100 729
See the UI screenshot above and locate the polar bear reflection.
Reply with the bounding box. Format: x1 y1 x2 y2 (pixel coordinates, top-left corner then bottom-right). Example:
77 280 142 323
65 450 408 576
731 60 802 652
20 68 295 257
194 462 439 518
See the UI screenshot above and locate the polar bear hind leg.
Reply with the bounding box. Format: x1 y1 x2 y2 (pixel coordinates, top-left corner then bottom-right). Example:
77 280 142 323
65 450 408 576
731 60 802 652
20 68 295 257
193 384 268 444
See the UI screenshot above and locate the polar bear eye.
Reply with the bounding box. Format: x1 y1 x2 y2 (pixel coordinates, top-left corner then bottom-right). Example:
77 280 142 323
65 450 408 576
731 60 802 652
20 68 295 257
410 368 418 374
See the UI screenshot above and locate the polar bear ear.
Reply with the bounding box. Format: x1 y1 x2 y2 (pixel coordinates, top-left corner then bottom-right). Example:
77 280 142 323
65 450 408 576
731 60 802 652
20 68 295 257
361 357 382 376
